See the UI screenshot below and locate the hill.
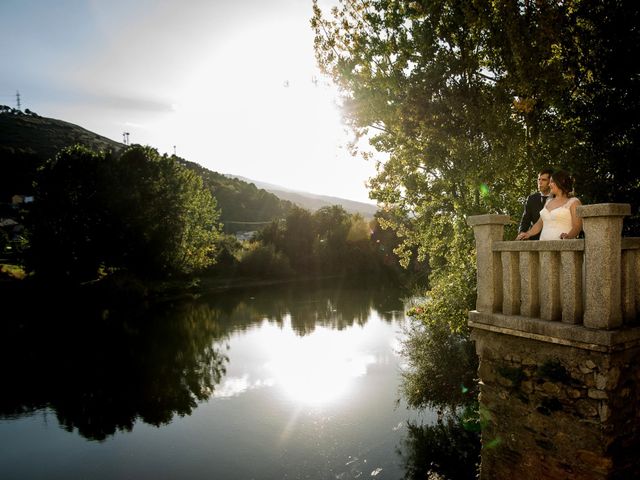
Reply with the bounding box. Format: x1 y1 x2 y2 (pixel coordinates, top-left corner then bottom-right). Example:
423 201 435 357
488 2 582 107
176 160 294 232
229 176 378 219
0 107 123 160
0 107 124 200
0 108 291 232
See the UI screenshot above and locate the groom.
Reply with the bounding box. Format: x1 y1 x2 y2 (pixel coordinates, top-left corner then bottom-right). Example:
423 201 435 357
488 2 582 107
517 168 553 240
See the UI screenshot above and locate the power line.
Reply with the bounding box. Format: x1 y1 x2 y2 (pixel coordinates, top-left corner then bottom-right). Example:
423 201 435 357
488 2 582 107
224 220 275 225
16 90 21 110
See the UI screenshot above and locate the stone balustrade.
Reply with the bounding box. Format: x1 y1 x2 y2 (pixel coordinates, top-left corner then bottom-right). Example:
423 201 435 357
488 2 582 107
467 203 640 352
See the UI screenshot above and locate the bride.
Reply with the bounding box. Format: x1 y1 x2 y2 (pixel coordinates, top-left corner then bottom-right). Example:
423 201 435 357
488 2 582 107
516 170 582 240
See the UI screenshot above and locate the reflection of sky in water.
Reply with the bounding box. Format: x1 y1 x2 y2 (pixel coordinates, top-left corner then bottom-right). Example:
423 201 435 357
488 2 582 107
213 314 385 406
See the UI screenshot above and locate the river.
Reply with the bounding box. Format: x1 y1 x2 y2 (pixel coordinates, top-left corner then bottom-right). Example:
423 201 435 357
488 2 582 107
0 279 476 479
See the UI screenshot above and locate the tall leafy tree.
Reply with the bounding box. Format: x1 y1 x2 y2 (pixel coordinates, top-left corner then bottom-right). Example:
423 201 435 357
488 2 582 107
313 205 352 271
28 146 110 280
105 146 221 276
28 145 222 281
312 0 640 332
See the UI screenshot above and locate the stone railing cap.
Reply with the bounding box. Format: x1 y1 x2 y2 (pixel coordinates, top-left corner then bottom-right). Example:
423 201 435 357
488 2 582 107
467 214 511 227
577 203 631 218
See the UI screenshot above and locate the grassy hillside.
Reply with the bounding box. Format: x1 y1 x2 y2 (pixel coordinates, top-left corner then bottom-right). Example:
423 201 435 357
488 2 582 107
0 107 123 160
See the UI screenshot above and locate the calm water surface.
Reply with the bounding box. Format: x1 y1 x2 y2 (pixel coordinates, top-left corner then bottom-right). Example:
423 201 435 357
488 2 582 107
0 281 447 479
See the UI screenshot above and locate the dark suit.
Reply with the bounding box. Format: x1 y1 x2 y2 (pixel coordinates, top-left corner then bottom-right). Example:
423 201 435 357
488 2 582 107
519 192 548 240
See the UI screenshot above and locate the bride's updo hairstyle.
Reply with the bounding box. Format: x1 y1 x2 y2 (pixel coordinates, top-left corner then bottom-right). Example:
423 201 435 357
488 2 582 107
551 170 574 196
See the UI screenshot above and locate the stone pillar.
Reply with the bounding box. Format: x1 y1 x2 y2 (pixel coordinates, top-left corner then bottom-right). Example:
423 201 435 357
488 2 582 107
579 204 631 329
467 215 511 313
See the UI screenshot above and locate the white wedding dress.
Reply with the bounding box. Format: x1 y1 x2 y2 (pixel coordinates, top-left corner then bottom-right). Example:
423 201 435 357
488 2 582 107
539 197 579 240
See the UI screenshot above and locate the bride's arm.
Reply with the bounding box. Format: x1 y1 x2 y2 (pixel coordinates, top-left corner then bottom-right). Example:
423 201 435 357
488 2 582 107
561 198 583 239
516 218 543 240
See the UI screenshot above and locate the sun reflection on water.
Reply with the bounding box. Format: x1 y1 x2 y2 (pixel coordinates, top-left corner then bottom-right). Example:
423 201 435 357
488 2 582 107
263 319 377 407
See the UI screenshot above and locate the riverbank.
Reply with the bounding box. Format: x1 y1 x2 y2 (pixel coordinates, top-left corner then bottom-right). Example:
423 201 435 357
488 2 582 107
0 263 378 312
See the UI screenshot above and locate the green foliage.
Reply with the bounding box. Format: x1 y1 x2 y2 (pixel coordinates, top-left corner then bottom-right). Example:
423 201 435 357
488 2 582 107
280 206 317 273
313 0 640 330
28 145 222 281
106 146 221 276
0 111 292 237
314 205 352 271
211 234 243 272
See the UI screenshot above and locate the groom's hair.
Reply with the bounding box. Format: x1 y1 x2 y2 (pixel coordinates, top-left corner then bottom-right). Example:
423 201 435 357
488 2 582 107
538 168 553 176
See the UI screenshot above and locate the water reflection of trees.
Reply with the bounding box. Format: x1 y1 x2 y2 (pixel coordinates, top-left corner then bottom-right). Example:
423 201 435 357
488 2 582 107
397 411 481 480
0 301 229 441
397 320 481 479
1 280 404 441
201 279 405 335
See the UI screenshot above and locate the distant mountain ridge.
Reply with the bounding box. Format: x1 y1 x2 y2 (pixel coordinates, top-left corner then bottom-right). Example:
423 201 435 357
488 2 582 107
229 175 378 219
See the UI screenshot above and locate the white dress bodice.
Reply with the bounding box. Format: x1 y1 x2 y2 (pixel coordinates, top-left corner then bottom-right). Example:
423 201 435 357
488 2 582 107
539 197 579 240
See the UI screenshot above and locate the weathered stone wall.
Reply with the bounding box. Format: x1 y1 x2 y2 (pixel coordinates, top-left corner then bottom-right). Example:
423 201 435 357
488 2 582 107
472 328 640 480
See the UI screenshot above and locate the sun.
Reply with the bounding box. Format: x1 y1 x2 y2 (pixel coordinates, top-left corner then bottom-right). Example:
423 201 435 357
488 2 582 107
146 19 369 201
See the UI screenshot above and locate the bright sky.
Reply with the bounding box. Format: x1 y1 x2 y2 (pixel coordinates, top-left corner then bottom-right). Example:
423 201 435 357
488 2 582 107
0 0 377 204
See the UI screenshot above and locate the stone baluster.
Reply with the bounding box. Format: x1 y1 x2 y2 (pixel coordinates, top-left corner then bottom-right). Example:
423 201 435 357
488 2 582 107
539 251 561 321
467 215 511 313
519 251 540 317
579 204 631 329
502 251 520 315
560 251 583 324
